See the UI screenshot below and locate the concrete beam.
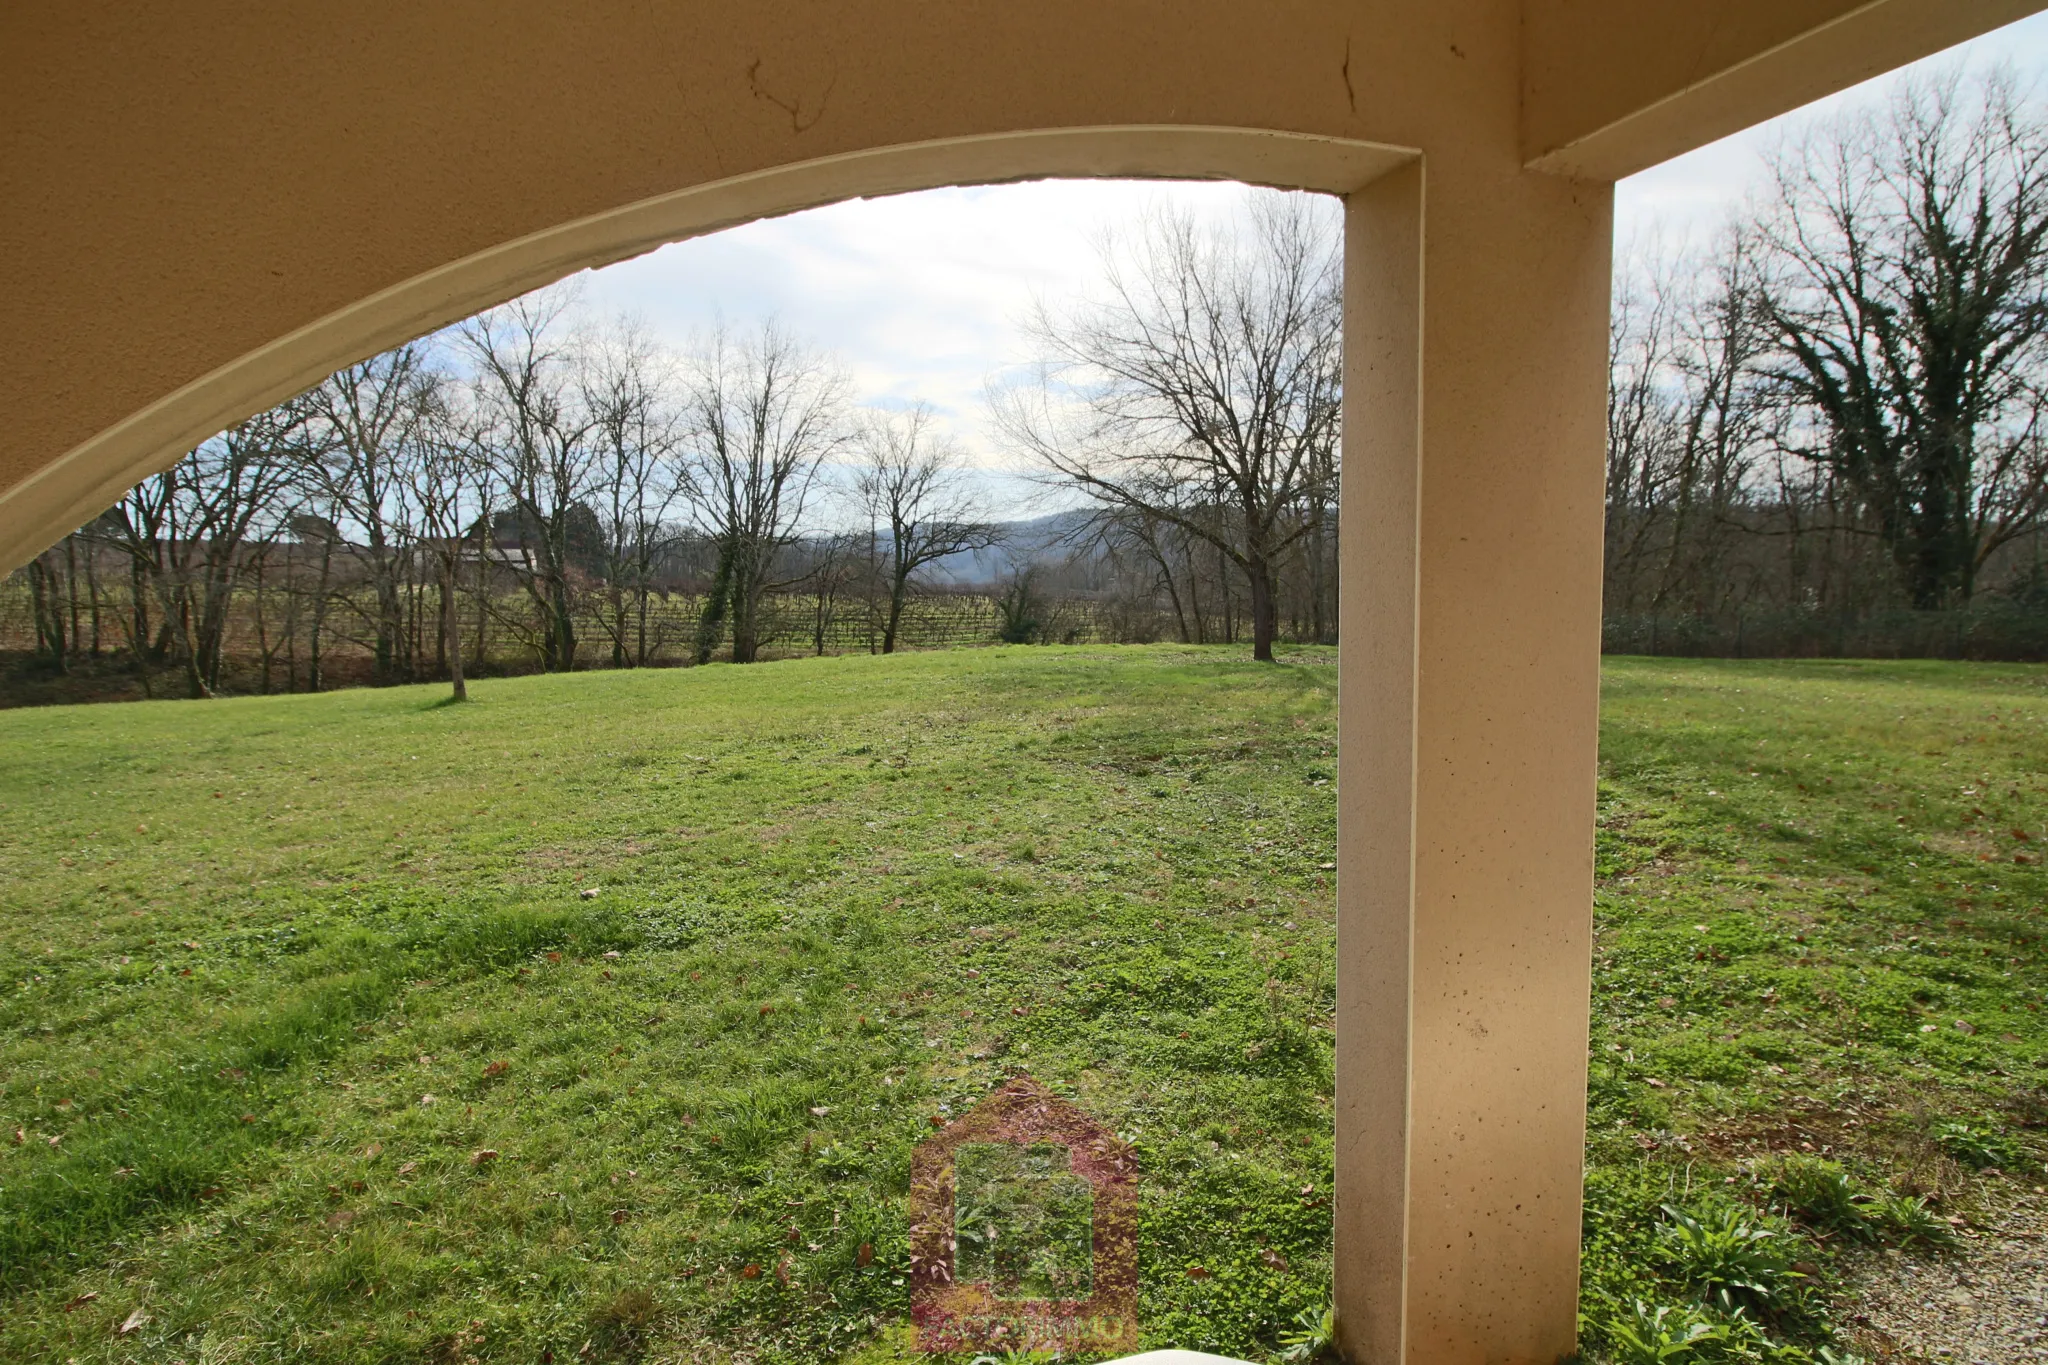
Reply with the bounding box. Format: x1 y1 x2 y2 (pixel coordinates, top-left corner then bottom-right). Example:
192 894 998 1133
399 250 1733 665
1523 0 2045 179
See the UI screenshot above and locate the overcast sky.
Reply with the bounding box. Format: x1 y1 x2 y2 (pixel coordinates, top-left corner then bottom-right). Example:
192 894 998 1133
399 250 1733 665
572 9 2048 495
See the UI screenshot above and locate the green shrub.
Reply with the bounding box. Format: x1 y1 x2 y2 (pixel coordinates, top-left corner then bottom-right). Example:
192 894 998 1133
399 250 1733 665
1864 1189 1955 1249
1762 1156 1874 1243
1759 1153 1955 1252
1655 1203 1801 1318
1604 1299 1725 1365
1933 1120 2022 1171
1278 1303 1335 1364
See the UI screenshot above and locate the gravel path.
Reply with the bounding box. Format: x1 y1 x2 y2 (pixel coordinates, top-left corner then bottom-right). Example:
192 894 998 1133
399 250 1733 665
1842 1188 2048 1364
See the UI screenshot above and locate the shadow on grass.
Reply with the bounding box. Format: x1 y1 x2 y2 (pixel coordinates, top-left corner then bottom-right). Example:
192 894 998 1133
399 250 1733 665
0 902 632 1291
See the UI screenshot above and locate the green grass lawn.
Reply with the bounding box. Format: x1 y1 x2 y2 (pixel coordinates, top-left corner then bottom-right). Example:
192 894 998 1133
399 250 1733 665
0 648 2041 1364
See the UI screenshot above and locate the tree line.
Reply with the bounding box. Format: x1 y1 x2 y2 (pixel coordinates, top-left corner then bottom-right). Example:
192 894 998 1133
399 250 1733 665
12 297 1014 700
8 191 1348 701
1604 70 2048 657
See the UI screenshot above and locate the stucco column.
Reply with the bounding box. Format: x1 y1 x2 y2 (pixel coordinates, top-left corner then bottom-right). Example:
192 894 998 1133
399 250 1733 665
1334 153 1612 1364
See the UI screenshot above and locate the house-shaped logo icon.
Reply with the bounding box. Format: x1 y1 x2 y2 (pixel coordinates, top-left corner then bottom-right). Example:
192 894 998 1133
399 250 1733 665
908 1074 1139 1355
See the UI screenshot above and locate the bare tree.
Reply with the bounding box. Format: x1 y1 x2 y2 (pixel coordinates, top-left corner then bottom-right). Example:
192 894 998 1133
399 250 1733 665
309 345 439 681
801 530 865 655
23 545 71 673
851 404 1001 653
1605 234 1780 621
1754 70 2048 608
678 322 846 664
97 403 314 696
585 319 686 668
408 385 482 701
992 192 1342 661
462 290 598 671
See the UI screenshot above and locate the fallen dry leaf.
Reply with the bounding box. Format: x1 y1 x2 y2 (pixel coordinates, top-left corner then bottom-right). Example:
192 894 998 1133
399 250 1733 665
740 1263 762 1279
857 1242 874 1267
470 1149 499 1166
61 1291 98 1312
397 1161 419 1176
808 1106 831 1117
117 1306 149 1335
482 1060 510 1079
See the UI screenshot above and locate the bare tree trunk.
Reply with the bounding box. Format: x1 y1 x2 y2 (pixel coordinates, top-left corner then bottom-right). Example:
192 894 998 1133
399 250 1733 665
285 562 300 693
309 537 333 692
27 556 67 673
255 555 272 693
1246 554 1278 662
129 555 151 664
63 537 81 658
883 572 908 654
84 537 103 656
637 585 650 665
443 556 467 701
474 554 491 673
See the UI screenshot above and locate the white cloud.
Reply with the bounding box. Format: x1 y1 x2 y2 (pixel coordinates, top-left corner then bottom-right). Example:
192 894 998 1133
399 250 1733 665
574 179 1265 476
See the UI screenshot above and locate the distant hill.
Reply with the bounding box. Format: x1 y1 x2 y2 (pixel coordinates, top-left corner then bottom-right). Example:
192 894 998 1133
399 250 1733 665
922 509 1101 584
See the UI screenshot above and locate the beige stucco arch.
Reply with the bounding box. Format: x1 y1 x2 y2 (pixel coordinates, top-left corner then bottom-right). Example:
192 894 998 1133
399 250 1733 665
1 4 2036 1363
0 127 1409 568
